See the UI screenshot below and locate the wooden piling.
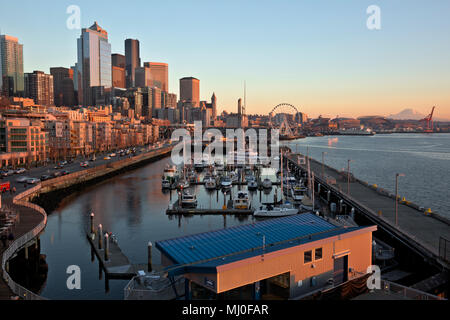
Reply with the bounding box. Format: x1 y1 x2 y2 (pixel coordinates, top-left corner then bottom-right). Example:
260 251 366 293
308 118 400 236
98 224 103 250
148 242 152 272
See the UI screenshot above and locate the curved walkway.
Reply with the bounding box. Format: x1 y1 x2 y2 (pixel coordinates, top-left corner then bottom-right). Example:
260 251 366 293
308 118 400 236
0 187 47 300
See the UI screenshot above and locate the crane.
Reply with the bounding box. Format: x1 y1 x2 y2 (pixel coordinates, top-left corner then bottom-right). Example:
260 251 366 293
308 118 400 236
421 106 436 133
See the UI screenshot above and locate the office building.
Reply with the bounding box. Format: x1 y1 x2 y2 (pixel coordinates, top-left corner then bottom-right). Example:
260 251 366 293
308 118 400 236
180 77 200 108
144 62 168 92
125 39 140 88
0 34 24 97
50 67 75 107
112 54 126 89
77 22 112 106
24 70 54 106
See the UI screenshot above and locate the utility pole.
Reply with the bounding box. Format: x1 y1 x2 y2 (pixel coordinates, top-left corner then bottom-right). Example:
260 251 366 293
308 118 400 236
395 173 405 226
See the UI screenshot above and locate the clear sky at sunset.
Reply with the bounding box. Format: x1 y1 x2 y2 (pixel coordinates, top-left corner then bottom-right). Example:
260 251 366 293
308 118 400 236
1 0 449 119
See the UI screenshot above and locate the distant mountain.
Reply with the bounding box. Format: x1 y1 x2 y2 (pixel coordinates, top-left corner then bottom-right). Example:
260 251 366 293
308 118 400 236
388 109 426 120
388 108 450 122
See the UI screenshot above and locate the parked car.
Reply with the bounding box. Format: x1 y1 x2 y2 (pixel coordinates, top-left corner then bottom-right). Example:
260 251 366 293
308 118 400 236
40 175 52 181
16 176 31 183
80 161 89 167
61 170 70 176
104 156 111 160
15 168 27 174
52 171 62 178
26 178 40 185
54 164 63 169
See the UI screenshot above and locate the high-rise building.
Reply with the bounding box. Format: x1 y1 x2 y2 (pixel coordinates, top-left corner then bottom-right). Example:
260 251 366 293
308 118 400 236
135 66 151 87
125 39 140 88
143 62 168 92
180 77 200 107
77 22 112 106
50 67 75 106
24 71 54 106
112 54 126 89
0 34 24 97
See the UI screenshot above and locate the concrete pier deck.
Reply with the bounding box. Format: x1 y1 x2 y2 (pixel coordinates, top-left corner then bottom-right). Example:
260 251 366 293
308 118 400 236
287 153 450 266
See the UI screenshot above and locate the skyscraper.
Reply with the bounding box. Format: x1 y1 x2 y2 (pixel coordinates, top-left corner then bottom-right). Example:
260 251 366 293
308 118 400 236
125 39 140 88
24 71 54 106
50 67 75 106
77 22 112 106
0 34 24 97
112 54 126 88
143 62 168 92
180 77 200 107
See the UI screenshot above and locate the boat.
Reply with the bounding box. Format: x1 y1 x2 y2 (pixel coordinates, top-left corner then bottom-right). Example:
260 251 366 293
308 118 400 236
176 179 190 190
254 203 298 217
204 177 217 190
180 190 197 208
221 176 232 189
187 171 198 183
290 185 308 204
233 191 251 210
262 178 272 189
247 177 258 190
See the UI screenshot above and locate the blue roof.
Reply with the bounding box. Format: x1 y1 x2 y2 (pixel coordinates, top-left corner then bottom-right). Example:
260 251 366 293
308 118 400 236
156 213 368 275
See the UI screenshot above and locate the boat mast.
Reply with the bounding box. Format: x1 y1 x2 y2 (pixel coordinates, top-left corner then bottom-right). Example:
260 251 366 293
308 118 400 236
281 151 284 205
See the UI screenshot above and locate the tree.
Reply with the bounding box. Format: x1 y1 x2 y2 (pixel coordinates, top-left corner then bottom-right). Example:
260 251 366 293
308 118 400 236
0 96 10 108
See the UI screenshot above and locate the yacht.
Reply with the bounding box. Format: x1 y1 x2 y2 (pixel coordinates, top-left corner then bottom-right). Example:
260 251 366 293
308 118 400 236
247 177 258 190
290 185 308 204
221 176 232 189
204 177 217 190
262 178 273 189
162 179 171 189
180 190 197 208
254 202 298 217
233 191 251 210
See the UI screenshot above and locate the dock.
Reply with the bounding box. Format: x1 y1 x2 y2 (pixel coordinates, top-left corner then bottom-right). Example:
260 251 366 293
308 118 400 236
286 153 450 269
166 208 254 215
86 229 136 279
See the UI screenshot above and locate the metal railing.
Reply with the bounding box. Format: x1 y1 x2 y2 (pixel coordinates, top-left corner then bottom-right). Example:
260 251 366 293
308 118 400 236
381 280 445 300
1 185 48 300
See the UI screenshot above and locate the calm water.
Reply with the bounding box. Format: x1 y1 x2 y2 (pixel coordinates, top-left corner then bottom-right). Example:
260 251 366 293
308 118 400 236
285 133 450 217
38 133 450 299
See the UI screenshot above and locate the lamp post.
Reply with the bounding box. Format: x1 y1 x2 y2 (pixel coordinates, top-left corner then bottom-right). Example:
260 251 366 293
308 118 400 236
347 160 353 195
322 152 327 178
395 173 405 226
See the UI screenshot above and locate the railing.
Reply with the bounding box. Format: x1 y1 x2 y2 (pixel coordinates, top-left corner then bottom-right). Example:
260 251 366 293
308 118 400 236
439 237 450 263
381 280 445 300
1 185 48 300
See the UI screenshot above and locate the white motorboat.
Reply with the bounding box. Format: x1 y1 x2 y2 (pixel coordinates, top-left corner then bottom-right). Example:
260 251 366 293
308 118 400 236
233 191 251 210
290 185 308 203
180 190 197 208
176 179 190 190
247 178 258 190
162 179 171 189
262 178 272 189
204 177 217 190
221 176 232 189
254 203 298 217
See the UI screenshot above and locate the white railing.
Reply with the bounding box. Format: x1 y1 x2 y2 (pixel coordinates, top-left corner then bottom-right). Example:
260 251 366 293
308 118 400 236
1 185 48 300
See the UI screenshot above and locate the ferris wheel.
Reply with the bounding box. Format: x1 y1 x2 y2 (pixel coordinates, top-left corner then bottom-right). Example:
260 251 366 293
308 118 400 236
269 103 300 136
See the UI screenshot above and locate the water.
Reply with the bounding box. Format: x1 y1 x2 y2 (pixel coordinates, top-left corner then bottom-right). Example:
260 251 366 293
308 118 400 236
285 133 450 217
38 133 449 299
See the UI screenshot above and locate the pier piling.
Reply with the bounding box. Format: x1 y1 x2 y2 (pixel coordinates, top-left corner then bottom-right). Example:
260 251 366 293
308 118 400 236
90 212 94 234
98 224 103 250
148 241 153 272
104 233 109 261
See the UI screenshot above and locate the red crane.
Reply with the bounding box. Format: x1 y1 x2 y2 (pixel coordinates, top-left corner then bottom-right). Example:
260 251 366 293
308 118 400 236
421 106 436 133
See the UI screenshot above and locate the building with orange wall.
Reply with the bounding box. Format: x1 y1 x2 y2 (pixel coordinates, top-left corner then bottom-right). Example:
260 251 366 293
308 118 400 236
157 213 376 300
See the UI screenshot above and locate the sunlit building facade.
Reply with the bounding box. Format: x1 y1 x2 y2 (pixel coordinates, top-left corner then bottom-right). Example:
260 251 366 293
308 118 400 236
0 34 24 97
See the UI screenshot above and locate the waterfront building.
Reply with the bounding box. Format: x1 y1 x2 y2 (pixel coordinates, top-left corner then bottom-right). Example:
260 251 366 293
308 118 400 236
50 67 75 107
77 22 112 106
24 71 54 106
0 34 24 97
125 39 140 88
157 213 376 300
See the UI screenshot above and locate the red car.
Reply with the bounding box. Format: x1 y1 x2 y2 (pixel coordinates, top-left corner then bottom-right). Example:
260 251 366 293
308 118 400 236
0 181 11 193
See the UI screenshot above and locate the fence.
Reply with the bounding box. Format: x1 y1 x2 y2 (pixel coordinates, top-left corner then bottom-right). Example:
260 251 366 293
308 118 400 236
1 185 48 300
381 280 445 300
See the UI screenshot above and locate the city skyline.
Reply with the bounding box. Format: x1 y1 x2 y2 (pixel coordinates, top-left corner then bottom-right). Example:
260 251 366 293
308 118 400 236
1 0 449 119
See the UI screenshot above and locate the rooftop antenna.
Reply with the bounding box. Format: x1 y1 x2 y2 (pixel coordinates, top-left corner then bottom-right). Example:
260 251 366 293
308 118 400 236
243 81 246 116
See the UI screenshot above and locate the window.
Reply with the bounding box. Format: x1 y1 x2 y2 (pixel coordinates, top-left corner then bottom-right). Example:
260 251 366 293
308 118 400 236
315 248 323 261
304 251 312 264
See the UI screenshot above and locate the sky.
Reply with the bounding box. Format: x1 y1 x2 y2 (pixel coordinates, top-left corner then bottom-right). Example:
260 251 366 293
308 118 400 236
1 0 450 119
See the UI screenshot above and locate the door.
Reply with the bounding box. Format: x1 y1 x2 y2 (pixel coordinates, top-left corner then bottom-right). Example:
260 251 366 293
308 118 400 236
333 256 348 285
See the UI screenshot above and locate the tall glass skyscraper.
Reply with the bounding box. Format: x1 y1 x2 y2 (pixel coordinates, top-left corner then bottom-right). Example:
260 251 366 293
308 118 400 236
0 34 24 97
125 39 140 88
77 22 112 106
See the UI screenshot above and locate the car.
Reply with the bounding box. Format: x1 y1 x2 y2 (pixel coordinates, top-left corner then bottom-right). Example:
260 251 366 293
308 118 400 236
61 170 70 176
40 175 52 181
80 161 89 167
104 156 111 160
26 178 40 185
52 171 62 178
16 176 31 183
109 153 116 157
54 164 63 169
60 161 68 166
15 168 27 174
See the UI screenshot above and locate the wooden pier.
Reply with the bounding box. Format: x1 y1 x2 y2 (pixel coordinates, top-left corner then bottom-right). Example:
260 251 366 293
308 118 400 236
166 208 254 215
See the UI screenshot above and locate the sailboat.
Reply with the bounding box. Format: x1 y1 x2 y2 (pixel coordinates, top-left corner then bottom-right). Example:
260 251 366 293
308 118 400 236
254 152 298 218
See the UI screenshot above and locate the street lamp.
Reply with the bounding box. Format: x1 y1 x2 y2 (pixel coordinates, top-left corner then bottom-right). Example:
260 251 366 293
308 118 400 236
395 173 405 226
347 160 353 195
322 152 328 178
